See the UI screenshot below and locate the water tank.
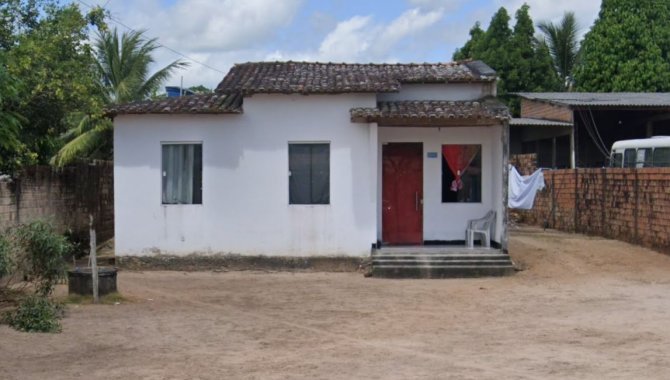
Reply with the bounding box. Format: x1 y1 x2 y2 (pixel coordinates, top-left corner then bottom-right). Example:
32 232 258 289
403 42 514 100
165 86 195 97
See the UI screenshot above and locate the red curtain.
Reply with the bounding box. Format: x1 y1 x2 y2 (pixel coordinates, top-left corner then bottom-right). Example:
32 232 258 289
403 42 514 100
442 145 480 191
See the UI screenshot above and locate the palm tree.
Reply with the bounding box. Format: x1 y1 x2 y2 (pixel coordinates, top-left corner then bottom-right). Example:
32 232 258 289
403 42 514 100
538 12 579 90
51 28 187 166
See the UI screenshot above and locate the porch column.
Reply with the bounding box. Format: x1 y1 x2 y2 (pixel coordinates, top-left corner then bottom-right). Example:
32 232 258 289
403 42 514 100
501 120 510 253
368 122 378 202
369 122 380 245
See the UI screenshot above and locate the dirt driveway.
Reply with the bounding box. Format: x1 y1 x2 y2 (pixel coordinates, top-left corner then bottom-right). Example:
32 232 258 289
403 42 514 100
2 227 670 379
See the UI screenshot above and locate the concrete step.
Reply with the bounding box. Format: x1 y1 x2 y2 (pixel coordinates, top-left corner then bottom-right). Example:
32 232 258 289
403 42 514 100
369 248 515 278
373 259 512 266
372 255 511 261
371 265 516 279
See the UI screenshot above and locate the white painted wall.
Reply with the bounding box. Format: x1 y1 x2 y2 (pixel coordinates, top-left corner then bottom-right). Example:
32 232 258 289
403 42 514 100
377 125 504 243
114 93 378 257
377 83 494 102
114 82 506 257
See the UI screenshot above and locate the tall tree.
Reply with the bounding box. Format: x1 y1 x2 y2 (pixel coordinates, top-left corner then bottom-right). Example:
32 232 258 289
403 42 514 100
460 7 514 95
95 28 188 105
2 2 102 173
0 0 41 50
453 5 560 114
0 51 26 173
51 29 188 166
538 12 579 90
453 22 484 61
574 0 670 92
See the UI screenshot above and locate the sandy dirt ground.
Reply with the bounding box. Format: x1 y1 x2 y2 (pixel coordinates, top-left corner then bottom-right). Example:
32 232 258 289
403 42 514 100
2 226 670 379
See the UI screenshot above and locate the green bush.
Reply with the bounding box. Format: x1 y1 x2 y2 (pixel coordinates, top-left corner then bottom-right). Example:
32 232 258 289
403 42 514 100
0 235 11 278
1 221 72 334
11 221 72 296
3 295 64 333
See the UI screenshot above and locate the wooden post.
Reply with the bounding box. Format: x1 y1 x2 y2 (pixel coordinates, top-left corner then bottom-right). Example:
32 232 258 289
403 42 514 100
89 214 99 304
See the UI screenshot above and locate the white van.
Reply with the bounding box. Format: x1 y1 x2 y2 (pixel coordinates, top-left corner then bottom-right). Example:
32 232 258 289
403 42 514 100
610 136 670 168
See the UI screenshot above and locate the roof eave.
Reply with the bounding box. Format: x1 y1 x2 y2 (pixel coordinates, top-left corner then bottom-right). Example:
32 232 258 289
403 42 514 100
351 116 508 126
111 110 243 117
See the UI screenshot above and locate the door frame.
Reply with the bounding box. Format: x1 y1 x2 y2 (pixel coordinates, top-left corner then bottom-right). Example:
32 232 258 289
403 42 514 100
381 142 424 245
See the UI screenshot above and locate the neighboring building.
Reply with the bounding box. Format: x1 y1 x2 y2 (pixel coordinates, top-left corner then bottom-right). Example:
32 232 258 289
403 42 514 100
109 61 510 262
511 92 670 168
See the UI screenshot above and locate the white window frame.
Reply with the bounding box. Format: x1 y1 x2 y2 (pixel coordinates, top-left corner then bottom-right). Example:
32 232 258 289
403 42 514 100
160 141 204 206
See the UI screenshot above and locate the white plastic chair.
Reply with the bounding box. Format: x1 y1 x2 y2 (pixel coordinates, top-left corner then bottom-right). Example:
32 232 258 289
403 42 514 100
466 211 496 248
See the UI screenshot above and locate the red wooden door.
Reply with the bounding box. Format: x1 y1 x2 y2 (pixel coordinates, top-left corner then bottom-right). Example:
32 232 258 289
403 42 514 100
382 143 423 245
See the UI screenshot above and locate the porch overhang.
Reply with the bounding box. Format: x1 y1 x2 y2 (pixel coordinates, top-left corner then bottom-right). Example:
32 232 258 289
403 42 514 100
350 98 510 127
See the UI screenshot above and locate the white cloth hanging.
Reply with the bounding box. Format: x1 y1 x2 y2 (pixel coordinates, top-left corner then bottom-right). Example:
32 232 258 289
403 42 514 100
508 165 545 209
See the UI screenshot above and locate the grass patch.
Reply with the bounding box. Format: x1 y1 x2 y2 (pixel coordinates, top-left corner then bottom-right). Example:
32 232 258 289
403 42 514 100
63 292 129 305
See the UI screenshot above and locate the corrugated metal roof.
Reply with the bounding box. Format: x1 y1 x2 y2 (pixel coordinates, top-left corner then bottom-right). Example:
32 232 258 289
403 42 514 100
510 117 572 127
516 92 670 107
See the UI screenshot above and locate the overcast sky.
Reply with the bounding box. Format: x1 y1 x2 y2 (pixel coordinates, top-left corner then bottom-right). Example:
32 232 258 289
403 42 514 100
77 0 602 89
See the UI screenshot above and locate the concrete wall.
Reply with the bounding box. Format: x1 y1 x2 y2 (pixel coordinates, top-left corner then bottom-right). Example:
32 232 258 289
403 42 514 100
519 168 670 253
114 94 378 257
0 163 114 243
377 125 504 243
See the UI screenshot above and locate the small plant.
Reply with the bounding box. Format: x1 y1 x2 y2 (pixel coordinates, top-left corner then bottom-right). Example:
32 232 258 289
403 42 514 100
0 221 72 334
62 228 87 259
11 220 72 296
3 295 64 333
0 235 11 278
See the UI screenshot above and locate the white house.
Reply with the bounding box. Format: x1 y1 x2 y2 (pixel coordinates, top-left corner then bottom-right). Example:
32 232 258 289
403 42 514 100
110 61 512 276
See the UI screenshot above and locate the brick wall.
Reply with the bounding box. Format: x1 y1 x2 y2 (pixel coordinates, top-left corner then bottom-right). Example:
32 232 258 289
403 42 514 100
519 168 670 253
520 99 573 123
0 162 114 243
510 153 538 175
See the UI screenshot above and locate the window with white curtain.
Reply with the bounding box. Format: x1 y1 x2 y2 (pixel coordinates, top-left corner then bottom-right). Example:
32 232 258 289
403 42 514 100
162 143 202 204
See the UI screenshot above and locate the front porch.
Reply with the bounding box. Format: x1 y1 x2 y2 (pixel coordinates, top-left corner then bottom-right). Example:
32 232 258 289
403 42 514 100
351 97 513 278
370 245 515 278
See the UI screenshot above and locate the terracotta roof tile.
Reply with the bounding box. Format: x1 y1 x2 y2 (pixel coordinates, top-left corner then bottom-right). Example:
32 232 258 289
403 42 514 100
107 93 243 116
216 60 496 94
350 99 510 124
